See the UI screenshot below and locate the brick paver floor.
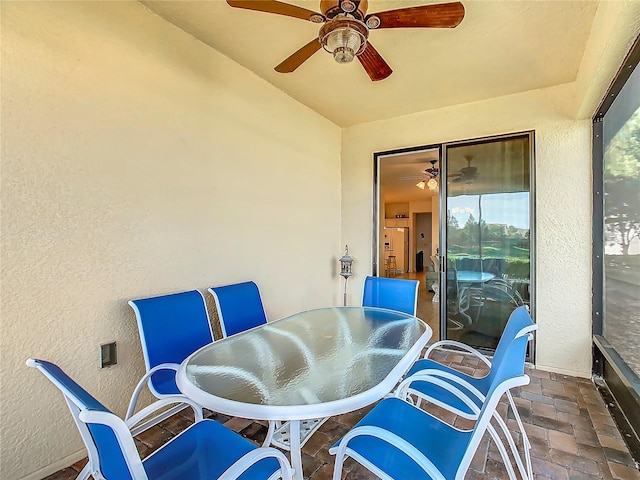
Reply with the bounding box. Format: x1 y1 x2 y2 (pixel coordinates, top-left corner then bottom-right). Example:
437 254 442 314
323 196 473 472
44 350 639 480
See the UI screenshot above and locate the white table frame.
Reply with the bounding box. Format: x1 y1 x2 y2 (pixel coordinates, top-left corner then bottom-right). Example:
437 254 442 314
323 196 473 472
176 306 432 480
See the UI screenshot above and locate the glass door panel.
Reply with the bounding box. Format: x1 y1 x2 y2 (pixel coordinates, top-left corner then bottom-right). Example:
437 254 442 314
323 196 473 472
442 134 532 350
601 63 640 376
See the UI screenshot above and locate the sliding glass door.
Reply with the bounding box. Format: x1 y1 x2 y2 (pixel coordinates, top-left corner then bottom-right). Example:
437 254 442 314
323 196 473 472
441 133 533 352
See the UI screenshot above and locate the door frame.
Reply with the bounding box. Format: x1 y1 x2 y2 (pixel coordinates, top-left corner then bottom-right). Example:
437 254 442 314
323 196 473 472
373 132 535 358
439 131 536 359
372 144 441 276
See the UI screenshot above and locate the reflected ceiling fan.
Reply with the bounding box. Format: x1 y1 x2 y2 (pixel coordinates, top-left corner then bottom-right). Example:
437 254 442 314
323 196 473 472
226 0 465 81
416 159 440 190
450 155 478 183
399 159 440 190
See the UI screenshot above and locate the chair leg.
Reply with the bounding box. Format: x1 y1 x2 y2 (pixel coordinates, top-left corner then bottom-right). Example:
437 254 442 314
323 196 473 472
332 448 347 480
76 462 104 480
263 420 279 447
388 256 397 277
75 463 91 480
506 391 533 480
486 423 520 480
490 412 530 480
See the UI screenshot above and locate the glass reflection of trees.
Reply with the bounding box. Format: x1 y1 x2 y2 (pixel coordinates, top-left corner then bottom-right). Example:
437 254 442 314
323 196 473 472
447 198 531 295
444 135 532 350
603 107 640 375
445 193 531 348
604 109 640 256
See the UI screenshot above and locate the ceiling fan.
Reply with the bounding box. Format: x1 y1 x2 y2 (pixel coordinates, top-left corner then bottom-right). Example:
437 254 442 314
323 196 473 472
226 0 465 81
398 159 440 190
417 159 440 190
450 155 478 183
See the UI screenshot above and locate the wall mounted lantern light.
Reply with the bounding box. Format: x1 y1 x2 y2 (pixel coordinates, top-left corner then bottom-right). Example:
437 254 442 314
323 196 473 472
339 245 354 306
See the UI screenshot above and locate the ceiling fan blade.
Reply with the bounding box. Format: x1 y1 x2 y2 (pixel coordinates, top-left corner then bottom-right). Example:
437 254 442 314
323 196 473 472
357 42 393 81
275 39 322 73
227 0 323 22
368 2 465 29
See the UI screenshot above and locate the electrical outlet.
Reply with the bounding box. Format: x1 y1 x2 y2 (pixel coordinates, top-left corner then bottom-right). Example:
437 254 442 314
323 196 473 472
100 341 117 368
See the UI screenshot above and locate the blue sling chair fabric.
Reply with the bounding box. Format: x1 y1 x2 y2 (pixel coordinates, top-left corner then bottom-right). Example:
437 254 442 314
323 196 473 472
27 358 293 480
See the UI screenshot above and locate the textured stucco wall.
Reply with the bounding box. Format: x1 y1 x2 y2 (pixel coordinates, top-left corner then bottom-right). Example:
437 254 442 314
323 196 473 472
341 84 593 378
1 2 341 478
573 0 640 119
340 0 640 379
2 0 639 478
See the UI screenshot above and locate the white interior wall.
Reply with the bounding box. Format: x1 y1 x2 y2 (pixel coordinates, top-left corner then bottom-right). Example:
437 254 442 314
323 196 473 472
409 199 437 271
0 2 341 478
414 210 433 270
385 203 409 218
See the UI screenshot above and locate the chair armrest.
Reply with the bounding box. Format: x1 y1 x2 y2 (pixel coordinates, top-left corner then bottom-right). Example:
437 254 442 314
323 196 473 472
219 447 294 480
424 340 492 368
395 369 485 413
125 395 204 430
329 425 446 480
126 363 181 419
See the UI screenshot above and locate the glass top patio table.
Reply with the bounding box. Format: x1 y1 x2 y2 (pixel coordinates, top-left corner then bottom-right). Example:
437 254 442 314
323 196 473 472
176 306 431 480
177 306 431 420
456 271 495 283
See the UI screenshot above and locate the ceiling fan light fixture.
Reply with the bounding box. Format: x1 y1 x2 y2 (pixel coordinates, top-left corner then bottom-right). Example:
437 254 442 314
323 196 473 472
365 15 380 29
339 0 357 13
328 28 360 63
427 178 439 191
416 180 426 190
320 18 368 64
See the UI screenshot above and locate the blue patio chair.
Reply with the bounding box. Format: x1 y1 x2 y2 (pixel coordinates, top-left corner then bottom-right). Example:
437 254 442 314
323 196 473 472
329 319 533 480
208 281 267 337
394 305 536 479
362 276 420 316
128 290 214 435
27 359 293 480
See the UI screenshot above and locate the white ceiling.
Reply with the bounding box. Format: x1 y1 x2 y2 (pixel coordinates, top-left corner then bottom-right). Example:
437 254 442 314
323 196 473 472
141 0 599 127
